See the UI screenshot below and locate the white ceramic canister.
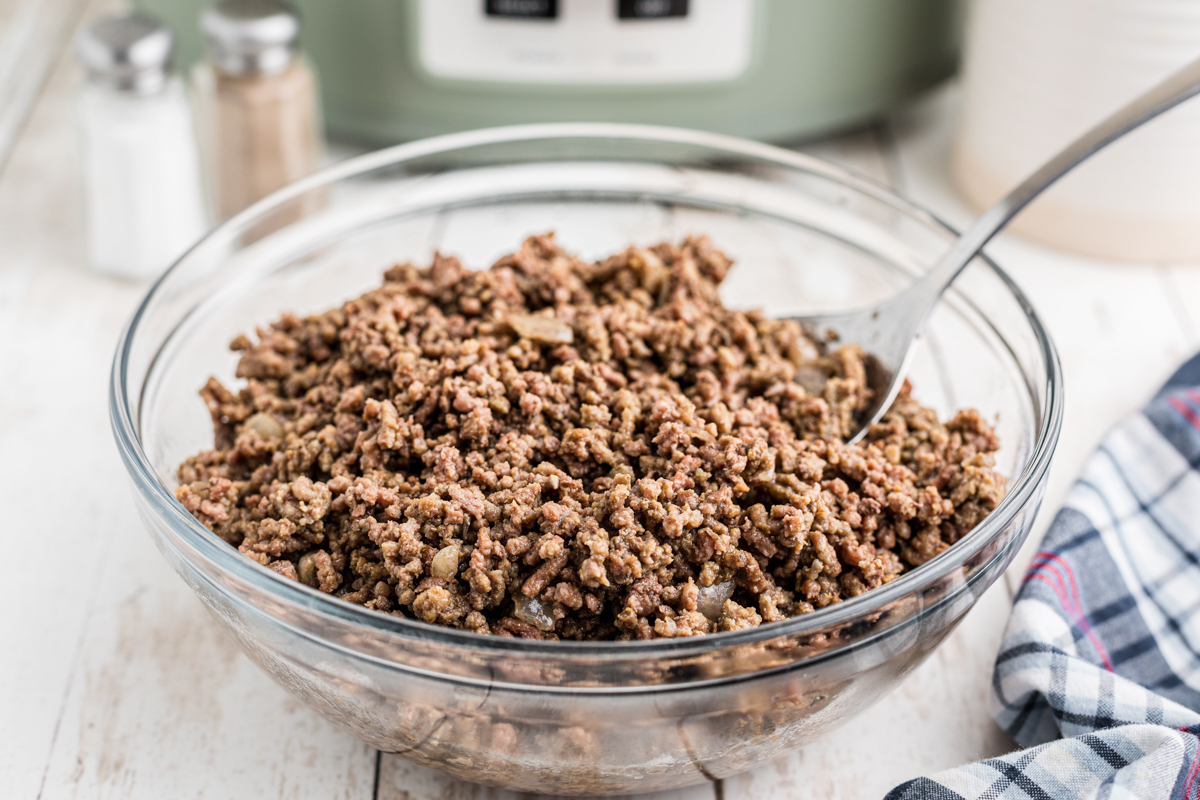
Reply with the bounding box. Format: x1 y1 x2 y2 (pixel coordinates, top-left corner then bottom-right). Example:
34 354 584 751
953 0 1200 261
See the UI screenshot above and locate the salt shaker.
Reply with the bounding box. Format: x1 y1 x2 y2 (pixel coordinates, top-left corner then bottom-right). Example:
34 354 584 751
75 14 206 280
193 0 322 222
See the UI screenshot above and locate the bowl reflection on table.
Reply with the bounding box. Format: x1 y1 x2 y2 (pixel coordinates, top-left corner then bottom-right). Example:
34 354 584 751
111 124 1062 796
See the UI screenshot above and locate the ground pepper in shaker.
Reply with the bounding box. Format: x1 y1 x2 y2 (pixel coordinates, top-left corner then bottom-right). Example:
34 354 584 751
75 14 206 280
193 0 322 222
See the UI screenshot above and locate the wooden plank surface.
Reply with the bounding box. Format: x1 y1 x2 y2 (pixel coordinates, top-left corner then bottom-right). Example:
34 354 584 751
3 5 1199 797
0 3 129 796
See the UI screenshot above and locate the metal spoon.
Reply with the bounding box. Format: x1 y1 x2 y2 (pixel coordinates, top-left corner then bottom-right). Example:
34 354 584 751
802 54 1200 444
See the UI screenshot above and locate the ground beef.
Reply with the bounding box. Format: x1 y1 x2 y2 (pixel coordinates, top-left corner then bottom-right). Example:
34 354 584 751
176 234 1005 640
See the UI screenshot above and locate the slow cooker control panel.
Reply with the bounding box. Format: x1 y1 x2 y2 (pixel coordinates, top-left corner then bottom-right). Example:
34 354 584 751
419 0 754 84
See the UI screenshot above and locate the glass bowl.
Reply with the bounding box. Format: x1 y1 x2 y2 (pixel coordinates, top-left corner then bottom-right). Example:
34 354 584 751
111 124 1062 796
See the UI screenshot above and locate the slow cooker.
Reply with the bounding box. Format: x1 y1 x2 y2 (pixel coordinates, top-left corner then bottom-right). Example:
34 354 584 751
135 0 960 144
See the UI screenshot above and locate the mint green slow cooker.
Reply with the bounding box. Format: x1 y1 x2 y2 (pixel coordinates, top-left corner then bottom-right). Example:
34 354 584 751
135 0 960 144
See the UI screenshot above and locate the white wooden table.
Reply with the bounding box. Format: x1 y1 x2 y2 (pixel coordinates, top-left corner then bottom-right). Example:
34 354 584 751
5 2 1200 798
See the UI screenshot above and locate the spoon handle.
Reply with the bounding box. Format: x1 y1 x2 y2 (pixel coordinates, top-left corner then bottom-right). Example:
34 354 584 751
914 52 1200 313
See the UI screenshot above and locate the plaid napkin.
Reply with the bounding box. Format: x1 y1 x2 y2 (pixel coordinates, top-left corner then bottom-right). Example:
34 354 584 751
888 355 1200 800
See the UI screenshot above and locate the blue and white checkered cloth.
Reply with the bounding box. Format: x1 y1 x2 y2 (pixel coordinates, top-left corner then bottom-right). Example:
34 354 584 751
888 355 1200 800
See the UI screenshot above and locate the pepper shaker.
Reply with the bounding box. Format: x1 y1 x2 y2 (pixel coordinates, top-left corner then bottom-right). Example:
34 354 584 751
75 14 206 280
193 0 322 222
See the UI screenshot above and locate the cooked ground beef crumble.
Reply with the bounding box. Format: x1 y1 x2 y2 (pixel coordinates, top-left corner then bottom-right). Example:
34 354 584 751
176 234 1005 640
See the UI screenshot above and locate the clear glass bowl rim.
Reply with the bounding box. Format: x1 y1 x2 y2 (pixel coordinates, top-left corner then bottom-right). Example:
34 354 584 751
110 122 1064 663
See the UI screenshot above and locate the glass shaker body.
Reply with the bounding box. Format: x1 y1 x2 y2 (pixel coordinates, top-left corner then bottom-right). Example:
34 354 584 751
79 76 207 279
192 55 322 222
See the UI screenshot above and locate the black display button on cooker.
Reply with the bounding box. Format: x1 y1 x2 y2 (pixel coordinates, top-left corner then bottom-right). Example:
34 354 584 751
618 0 688 19
486 0 558 19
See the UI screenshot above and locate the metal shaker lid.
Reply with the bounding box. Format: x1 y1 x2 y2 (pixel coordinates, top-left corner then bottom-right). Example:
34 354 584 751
75 13 173 94
201 0 300 77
